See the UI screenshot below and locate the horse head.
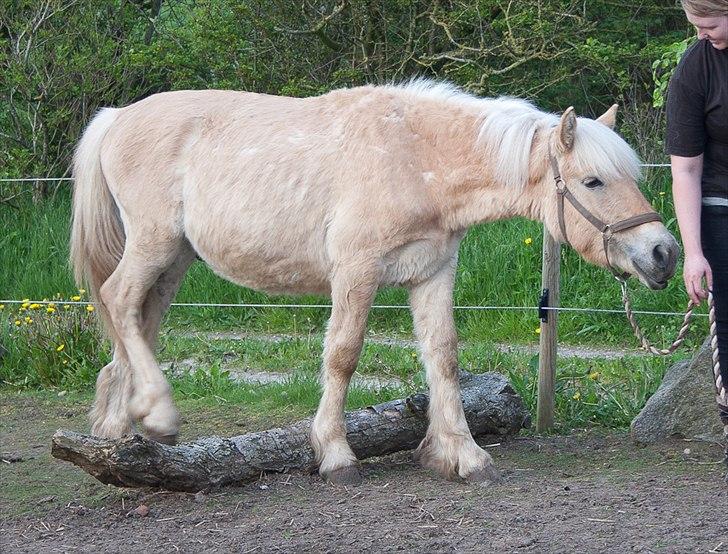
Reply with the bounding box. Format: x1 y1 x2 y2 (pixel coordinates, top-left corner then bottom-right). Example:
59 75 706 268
539 105 679 289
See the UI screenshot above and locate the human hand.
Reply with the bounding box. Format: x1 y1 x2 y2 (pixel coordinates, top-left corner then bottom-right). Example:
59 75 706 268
683 254 713 305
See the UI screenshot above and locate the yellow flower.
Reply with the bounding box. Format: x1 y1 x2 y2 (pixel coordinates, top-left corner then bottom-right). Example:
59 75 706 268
78 288 86 294
535 327 541 334
71 295 81 302
659 191 666 197
21 302 30 309
46 307 56 314
24 316 33 324
86 305 95 312
14 320 21 326
48 302 55 308
524 237 533 245
572 391 581 400
0 304 4 310
56 344 65 352
21 298 29 303
29 303 41 310
588 371 600 380
62 360 68 365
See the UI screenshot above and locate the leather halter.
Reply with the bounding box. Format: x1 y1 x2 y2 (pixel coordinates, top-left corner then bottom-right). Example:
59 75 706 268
548 142 663 278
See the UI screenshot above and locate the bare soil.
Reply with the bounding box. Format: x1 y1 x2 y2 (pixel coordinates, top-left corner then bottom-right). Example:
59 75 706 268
1 392 727 553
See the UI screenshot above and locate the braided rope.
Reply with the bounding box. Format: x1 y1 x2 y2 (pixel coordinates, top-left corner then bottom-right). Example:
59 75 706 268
708 292 728 444
618 278 696 355
620 280 728 458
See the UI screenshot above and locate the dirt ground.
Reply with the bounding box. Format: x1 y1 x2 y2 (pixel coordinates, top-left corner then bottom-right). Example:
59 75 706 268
1 392 727 553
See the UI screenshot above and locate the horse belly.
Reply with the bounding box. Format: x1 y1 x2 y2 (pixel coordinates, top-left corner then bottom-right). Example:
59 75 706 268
191 231 331 295
183 198 332 295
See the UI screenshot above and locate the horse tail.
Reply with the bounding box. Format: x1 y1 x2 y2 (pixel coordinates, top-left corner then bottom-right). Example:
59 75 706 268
69 108 124 331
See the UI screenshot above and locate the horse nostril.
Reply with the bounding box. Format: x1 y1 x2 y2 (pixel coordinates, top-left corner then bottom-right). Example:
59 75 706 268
653 244 669 271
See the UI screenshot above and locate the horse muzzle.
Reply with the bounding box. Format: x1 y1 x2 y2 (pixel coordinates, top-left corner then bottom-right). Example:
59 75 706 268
621 235 680 290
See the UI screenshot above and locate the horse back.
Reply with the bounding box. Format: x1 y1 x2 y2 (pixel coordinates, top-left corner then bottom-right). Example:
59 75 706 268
98 88 459 294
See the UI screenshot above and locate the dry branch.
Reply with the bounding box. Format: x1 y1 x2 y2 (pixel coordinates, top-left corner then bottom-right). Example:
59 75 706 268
52 371 530 491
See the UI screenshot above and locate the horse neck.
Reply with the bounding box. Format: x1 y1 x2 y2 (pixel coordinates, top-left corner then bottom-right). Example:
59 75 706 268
424 122 549 233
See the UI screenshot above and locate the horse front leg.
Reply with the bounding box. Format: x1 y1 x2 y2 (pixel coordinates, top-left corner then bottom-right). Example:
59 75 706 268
310 265 379 485
409 263 500 483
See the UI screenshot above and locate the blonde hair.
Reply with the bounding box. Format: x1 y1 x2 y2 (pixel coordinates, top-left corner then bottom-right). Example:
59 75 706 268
680 0 728 17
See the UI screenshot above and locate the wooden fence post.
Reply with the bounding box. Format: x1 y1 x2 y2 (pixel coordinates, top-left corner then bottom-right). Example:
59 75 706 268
537 228 560 432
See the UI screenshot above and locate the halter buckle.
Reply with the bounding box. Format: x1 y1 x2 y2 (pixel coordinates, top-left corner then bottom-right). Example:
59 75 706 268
555 177 567 194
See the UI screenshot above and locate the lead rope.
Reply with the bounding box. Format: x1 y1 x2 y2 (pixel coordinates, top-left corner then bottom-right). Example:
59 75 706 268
619 279 728 477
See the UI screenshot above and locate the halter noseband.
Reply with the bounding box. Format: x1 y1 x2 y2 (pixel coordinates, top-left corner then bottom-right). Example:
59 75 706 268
548 141 663 279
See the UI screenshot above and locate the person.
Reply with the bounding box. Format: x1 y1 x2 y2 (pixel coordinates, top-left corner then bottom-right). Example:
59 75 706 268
667 0 728 438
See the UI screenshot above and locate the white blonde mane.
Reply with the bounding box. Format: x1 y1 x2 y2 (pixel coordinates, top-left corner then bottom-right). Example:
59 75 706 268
392 79 642 189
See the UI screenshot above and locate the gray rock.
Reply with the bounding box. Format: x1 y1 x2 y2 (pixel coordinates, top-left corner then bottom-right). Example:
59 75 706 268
631 338 724 443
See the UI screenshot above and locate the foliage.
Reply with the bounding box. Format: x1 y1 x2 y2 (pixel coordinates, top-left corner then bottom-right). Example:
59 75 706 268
651 37 695 108
1 0 695 185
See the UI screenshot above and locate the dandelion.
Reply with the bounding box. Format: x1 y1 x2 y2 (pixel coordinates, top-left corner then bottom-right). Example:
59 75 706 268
21 302 30 309
29 303 41 310
14 320 21 326
56 344 65 352
46 307 56 314
71 295 81 302
86 305 95 312
0 304 4 310
588 371 600 380
572 391 581 400
62 360 68 365
524 237 533 245
535 327 541 334
21 298 29 303
24 316 33 324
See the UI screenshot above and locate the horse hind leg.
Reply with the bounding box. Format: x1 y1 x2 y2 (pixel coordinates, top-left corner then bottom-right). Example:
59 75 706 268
98 234 189 443
89 349 134 438
90 244 195 439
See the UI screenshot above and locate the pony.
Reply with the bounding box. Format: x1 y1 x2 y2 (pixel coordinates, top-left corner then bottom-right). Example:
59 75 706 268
70 81 678 484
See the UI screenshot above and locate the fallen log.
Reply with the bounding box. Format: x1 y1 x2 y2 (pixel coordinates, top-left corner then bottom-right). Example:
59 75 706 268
52 371 530 491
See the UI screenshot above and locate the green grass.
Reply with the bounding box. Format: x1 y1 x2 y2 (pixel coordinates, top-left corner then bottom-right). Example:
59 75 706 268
0 173 702 433
0 171 705 347
158 333 684 432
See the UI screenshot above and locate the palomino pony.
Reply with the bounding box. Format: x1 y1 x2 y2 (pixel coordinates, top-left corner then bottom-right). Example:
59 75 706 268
70 81 678 484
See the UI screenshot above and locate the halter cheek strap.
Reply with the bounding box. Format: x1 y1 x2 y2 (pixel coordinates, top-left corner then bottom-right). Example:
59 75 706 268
548 142 663 278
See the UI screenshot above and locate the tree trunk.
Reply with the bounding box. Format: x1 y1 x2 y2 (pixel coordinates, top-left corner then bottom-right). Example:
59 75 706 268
51 371 530 491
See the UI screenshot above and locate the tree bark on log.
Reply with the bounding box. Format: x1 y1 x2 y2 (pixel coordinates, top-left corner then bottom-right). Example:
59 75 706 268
51 371 530 491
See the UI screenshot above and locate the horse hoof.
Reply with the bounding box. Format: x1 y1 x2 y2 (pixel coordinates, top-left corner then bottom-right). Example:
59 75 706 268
150 433 178 446
324 465 362 486
464 465 501 484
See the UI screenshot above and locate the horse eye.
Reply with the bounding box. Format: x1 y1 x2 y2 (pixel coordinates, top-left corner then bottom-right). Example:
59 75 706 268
584 178 603 189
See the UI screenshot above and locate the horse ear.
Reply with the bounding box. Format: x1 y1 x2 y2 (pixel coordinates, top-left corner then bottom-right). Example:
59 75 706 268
557 106 577 152
596 104 618 129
